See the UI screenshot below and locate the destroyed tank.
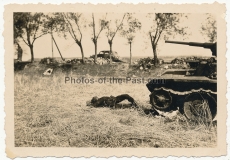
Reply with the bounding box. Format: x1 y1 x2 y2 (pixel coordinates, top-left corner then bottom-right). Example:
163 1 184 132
146 40 217 122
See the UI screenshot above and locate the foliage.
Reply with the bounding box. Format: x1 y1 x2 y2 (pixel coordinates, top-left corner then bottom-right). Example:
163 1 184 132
148 13 187 45
42 13 66 61
39 57 58 64
147 13 187 65
59 12 87 63
105 13 126 62
120 13 141 64
89 13 108 44
59 13 86 44
14 12 47 46
105 13 126 42
14 12 48 62
120 13 142 43
43 13 63 34
200 14 217 43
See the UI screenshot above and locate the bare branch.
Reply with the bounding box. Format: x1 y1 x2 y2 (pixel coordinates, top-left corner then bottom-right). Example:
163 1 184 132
152 25 159 43
96 24 105 40
111 13 126 41
96 14 107 39
32 14 41 42
149 32 153 43
74 15 82 41
68 30 75 40
62 13 78 41
155 30 162 44
92 13 96 40
21 36 29 46
32 33 47 44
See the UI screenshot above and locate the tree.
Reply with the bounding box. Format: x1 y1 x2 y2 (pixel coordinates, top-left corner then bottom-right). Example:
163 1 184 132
147 13 187 65
89 13 108 64
61 13 86 63
120 13 141 64
200 14 217 43
14 18 23 61
14 12 47 62
105 13 126 63
43 13 65 61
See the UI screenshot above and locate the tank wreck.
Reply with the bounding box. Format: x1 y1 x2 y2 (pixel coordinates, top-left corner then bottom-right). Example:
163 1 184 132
146 40 217 122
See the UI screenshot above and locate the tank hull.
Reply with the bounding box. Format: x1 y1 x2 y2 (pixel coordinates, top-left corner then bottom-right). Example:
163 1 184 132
147 69 217 120
147 77 216 94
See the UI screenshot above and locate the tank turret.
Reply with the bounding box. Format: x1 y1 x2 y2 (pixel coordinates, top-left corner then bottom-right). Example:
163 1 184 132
165 40 217 56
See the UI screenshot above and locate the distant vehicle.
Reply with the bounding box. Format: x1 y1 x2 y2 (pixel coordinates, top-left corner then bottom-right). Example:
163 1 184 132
90 50 123 62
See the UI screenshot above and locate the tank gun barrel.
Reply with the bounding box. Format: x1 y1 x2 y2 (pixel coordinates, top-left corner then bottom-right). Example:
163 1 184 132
165 40 217 56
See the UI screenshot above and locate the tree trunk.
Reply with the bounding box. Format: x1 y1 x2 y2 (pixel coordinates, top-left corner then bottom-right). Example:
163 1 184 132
51 33 53 58
152 44 158 66
94 41 97 64
52 35 65 61
79 43 85 64
29 45 34 63
129 42 132 64
17 43 23 61
109 40 112 63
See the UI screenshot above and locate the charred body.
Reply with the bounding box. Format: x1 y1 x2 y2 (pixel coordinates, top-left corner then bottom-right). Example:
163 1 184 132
87 94 164 117
87 94 138 108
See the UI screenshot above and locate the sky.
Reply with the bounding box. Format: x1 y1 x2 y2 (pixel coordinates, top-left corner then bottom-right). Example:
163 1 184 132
15 13 215 61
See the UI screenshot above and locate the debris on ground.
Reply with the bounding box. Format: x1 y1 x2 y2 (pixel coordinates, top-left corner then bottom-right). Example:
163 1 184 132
66 57 110 65
171 58 186 64
43 68 53 76
90 51 123 63
169 57 215 69
161 110 181 120
163 65 169 69
143 108 162 117
95 57 110 65
170 56 209 64
40 57 58 65
169 63 190 69
133 57 164 70
66 58 82 64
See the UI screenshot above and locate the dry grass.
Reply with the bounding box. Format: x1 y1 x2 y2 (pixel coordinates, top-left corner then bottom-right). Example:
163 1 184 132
14 64 217 147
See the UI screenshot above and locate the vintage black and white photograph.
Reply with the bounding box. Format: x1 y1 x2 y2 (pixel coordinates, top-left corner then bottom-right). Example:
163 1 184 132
4 3 227 158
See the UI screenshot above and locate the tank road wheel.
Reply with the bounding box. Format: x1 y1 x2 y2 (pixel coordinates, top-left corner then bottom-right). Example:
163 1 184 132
183 92 217 123
150 90 172 111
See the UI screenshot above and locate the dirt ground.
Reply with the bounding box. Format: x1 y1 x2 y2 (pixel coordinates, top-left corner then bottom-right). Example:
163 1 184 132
14 63 217 147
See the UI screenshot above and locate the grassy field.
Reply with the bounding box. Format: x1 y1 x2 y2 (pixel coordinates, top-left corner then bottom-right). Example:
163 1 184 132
14 63 217 147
